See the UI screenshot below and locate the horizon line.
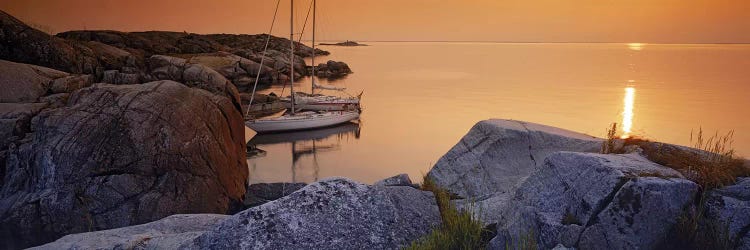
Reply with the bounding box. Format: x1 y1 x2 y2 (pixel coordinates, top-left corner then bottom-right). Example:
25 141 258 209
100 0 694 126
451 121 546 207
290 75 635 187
48 29 750 45
311 40 750 45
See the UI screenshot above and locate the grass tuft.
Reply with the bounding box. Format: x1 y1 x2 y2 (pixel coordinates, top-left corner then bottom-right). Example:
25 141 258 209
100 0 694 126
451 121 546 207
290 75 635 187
601 123 749 189
405 176 488 250
686 128 748 188
600 123 620 154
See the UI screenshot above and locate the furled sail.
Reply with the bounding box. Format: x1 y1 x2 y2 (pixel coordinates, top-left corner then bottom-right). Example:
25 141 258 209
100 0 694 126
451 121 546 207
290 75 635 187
313 83 346 91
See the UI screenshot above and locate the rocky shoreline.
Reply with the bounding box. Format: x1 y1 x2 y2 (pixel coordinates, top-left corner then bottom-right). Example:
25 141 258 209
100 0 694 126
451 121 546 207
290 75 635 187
0 9 352 248
13 119 750 249
0 10 353 92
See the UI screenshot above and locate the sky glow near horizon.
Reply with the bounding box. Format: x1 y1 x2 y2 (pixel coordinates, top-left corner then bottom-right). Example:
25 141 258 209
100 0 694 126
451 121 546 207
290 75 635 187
1 0 749 43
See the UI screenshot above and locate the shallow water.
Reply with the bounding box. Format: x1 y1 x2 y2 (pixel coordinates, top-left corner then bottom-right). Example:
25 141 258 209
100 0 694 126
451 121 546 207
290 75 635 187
248 42 750 184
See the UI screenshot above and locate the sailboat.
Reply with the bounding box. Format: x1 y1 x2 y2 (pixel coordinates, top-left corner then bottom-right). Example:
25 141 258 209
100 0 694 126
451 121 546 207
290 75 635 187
279 0 362 112
245 0 359 133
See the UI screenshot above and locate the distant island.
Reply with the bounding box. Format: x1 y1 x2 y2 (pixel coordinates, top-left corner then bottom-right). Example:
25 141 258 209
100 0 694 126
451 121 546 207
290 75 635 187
320 40 368 46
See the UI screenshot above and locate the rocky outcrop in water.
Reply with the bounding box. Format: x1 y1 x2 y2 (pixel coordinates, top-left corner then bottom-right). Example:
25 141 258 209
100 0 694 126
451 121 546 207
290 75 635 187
1 10 347 90
320 41 368 46
0 77 248 248
312 60 353 79
56 30 337 86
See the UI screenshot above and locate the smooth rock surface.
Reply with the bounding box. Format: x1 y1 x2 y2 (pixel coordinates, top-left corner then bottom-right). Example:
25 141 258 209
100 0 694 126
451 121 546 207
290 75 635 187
489 152 698 250
191 177 441 249
427 119 602 224
0 80 248 249
0 59 66 103
31 214 229 250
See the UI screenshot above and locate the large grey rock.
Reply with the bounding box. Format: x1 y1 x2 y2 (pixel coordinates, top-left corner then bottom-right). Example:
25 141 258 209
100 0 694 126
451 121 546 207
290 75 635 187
191 177 441 249
429 119 602 199
427 119 602 224
489 152 698 250
244 182 307 208
0 80 248 249
701 177 750 249
31 214 229 250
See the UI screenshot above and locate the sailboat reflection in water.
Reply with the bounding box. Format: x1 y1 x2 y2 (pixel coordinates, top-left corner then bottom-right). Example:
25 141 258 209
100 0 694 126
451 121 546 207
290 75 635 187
248 122 361 183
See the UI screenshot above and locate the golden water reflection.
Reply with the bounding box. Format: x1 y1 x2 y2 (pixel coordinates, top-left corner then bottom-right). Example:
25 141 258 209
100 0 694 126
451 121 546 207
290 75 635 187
249 42 750 184
628 43 645 51
622 87 636 138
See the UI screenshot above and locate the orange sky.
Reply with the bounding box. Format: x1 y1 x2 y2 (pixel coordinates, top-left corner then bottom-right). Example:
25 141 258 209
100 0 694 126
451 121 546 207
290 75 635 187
2 0 749 43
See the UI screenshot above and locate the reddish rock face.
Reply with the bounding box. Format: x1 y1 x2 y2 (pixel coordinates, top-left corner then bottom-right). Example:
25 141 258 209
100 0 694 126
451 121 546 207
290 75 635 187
0 80 248 249
0 10 137 76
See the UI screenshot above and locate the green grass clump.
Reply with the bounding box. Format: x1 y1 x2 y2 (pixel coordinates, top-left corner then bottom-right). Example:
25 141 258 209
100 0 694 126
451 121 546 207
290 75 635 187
405 176 487 250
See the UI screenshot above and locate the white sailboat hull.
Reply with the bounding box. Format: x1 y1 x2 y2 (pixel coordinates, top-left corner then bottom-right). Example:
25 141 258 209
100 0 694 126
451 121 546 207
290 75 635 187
246 111 360 133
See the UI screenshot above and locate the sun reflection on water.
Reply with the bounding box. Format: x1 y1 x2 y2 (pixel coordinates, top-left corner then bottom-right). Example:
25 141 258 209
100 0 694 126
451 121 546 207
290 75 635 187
628 43 645 51
621 86 636 138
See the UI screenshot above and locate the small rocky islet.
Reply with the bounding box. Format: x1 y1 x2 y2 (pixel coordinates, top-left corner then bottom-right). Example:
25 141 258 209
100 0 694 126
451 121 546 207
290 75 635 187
320 40 369 46
1 9 750 250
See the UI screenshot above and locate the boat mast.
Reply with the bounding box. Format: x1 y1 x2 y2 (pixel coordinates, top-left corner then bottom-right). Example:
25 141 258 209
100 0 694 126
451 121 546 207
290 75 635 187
311 0 316 95
290 0 296 114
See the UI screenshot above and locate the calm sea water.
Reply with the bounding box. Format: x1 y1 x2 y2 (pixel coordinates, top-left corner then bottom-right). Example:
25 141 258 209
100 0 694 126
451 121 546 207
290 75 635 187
248 42 750 184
